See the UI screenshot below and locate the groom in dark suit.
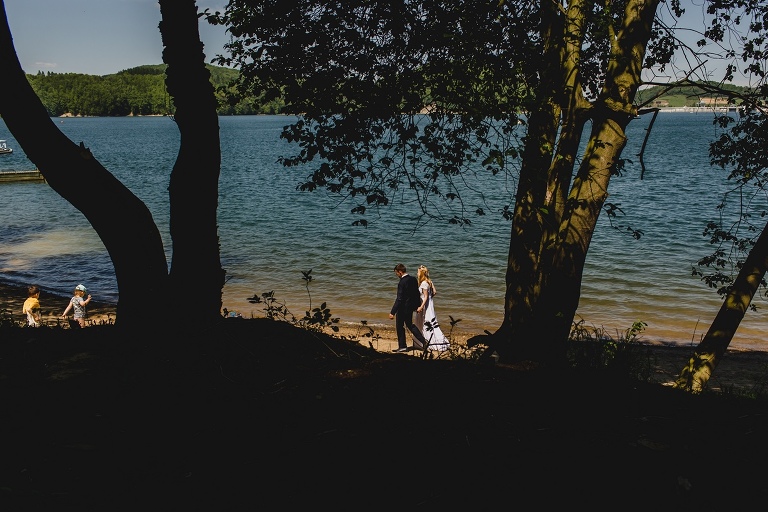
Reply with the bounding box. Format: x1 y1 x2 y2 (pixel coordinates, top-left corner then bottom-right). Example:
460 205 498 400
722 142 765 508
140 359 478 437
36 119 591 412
389 263 429 353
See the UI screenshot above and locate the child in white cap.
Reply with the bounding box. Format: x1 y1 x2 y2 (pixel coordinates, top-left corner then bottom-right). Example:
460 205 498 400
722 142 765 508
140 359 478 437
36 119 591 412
61 284 92 328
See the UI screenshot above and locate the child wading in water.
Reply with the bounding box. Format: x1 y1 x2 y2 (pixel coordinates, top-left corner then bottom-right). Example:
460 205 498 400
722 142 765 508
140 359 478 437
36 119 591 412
62 284 92 328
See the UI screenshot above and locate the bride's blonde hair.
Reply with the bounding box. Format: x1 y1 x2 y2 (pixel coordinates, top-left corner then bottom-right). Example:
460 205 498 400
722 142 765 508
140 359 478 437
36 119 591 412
417 265 436 294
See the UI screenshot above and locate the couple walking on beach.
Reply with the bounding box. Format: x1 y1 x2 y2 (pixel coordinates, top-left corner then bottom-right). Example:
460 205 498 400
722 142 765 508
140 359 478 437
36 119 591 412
389 263 449 353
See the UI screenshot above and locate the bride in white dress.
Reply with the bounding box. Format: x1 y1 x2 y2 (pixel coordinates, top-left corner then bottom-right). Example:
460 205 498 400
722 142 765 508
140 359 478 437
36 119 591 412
414 265 449 352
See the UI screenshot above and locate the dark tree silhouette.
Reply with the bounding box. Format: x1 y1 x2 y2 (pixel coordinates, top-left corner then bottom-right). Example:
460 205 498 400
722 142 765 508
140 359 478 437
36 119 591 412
159 0 224 326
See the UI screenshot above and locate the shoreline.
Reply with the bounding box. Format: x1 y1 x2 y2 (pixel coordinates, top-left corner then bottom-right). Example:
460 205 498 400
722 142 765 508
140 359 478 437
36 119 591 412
0 277 705 350
3 278 767 392
0 278 440 348
0 279 117 327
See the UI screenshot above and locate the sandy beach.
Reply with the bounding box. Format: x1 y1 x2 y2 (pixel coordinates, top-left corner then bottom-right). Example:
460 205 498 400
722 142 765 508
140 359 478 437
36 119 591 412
0 278 473 349
1 280 117 328
3 278 768 392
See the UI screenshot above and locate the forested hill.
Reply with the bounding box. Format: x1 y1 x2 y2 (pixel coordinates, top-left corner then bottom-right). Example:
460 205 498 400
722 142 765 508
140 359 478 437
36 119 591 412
635 82 754 108
25 67 757 117
26 64 282 117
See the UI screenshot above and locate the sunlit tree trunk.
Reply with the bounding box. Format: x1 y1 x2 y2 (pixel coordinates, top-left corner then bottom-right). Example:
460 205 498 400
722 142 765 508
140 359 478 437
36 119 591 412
159 0 225 326
488 0 564 361
0 0 168 328
480 0 660 363
499 0 593 363
537 0 659 355
675 221 768 393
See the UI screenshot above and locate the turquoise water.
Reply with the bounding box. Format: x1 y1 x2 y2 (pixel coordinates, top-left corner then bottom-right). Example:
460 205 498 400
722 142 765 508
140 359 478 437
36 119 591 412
1 113 766 350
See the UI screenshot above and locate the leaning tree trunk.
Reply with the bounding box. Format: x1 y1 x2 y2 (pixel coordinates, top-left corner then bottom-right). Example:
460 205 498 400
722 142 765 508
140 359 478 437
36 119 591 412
159 0 225 326
0 0 169 328
675 220 768 393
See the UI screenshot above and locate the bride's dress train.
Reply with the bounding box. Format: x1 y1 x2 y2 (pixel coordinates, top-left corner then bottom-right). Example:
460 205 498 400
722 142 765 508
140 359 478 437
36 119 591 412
414 287 449 351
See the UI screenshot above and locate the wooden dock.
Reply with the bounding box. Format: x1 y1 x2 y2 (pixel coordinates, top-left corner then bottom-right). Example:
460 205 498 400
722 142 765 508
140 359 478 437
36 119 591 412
0 170 45 183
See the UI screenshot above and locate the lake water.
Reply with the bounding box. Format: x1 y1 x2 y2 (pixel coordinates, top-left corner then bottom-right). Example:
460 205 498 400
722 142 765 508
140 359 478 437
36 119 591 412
1 113 767 350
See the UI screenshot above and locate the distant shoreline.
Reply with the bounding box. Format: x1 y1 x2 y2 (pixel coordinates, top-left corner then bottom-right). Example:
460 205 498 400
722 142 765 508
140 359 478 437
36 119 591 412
644 106 740 113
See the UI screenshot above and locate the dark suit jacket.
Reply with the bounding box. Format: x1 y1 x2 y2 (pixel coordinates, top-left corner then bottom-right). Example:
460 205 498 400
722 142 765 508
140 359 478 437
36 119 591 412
391 273 421 315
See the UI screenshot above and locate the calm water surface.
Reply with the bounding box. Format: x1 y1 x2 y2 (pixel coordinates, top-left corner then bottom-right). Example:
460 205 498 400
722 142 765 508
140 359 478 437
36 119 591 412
1 114 766 350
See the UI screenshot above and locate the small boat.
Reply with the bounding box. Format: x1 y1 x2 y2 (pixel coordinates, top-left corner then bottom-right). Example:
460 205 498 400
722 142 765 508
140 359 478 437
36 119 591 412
0 140 12 155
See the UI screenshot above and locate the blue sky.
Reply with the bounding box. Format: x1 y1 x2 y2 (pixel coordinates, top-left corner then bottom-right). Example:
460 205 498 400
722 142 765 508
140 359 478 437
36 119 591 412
3 0 753 86
5 0 229 76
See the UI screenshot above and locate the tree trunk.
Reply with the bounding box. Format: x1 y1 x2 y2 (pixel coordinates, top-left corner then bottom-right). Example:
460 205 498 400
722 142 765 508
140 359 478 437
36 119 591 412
675 220 768 393
0 0 169 328
470 0 564 361
540 0 660 354
478 0 660 364
159 0 225 327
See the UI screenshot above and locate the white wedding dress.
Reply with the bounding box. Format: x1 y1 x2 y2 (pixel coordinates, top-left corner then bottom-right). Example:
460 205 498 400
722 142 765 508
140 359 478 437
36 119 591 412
414 282 449 352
